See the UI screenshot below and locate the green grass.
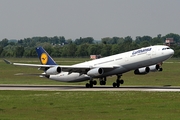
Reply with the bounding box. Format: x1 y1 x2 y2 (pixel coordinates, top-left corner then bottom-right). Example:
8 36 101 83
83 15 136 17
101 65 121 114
0 91 180 120
1 58 180 119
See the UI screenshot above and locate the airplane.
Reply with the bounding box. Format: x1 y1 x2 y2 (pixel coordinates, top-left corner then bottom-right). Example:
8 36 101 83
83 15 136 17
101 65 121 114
4 45 174 88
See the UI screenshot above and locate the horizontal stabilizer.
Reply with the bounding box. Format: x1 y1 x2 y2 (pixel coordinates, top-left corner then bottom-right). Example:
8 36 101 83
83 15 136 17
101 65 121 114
15 73 46 76
3 59 12 64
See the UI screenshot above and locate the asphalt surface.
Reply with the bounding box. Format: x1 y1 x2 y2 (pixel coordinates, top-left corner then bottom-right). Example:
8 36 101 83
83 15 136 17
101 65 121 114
0 85 180 91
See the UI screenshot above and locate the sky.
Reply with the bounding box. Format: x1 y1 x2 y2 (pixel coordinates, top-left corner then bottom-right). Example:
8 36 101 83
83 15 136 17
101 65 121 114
0 0 180 40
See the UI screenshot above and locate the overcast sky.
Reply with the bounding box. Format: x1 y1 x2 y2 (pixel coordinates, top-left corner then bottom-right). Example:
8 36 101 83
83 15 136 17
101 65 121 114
0 0 180 40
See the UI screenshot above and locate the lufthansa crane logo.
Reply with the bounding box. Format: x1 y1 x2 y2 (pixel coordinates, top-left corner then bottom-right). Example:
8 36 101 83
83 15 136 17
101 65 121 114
41 53 48 65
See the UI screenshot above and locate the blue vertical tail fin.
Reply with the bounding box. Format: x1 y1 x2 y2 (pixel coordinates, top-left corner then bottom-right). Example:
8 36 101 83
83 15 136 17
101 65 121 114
36 47 57 65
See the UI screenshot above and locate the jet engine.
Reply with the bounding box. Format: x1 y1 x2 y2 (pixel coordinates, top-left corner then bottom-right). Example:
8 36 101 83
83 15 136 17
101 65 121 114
87 68 104 77
149 64 160 72
134 67 150 75
45 66 61 75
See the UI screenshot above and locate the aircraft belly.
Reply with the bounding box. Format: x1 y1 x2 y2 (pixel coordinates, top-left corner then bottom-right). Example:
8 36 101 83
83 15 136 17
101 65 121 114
151 55 170 63
95 67 129 78
49 73 90 82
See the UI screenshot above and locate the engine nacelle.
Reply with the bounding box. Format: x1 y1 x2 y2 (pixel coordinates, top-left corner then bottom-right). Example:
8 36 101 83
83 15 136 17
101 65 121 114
45 66 61 75
149 64 160 72
134 67 150 75
87 68 104 77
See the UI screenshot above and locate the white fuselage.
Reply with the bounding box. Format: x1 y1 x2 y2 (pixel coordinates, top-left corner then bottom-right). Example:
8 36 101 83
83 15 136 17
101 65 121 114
49 45 174 82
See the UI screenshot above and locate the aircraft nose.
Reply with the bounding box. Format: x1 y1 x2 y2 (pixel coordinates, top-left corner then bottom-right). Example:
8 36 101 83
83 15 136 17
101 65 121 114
169 49 174 56
171 49 174 55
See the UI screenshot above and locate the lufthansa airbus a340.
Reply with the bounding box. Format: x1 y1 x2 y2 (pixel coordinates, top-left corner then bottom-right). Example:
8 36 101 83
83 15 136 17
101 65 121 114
4 45 174 88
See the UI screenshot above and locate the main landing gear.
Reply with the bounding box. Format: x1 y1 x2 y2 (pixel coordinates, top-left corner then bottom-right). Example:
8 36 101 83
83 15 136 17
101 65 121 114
112 75 124 88
85 75 124 88
99 77 106 85
86 77 107 88
86 80 97 88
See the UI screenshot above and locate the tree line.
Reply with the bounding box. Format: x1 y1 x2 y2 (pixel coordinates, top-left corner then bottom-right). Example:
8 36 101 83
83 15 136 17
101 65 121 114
0 33 180 58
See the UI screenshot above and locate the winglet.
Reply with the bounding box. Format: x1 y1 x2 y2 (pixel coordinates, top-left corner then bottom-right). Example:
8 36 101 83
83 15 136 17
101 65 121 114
3 59 13 64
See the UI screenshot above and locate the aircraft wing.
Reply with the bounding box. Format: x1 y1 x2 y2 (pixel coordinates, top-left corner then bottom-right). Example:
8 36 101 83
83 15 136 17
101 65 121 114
4 59 118 73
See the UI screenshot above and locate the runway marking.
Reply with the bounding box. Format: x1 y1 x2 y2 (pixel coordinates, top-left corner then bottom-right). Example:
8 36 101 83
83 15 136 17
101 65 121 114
0 85 180 91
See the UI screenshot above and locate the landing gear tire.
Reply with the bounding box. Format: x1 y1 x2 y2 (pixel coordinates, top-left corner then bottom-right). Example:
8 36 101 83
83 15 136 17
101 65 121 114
86 83 93 88
86 83 90 88
112 75 124 88
112 82 120 87
120 80 124 84
93 80 97 85
100 81 106 85
113 82 117 88
159 68 163 71
89 83 93 88
116 80 121 88
99 77 106 85
117 83 120 88
86 80 96 88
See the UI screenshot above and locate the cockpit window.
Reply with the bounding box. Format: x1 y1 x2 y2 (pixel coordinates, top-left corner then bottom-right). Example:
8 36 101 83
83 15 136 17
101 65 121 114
162 47 170 50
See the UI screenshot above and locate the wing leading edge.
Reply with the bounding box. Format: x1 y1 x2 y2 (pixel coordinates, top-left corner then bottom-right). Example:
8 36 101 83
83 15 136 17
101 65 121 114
3 46 118 73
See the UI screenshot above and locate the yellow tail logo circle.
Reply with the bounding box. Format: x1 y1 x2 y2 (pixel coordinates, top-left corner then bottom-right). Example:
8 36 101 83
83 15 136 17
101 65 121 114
41 53 48 65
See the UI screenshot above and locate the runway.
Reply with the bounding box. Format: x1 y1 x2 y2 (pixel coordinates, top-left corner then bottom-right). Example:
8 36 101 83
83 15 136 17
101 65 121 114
0 84 180 91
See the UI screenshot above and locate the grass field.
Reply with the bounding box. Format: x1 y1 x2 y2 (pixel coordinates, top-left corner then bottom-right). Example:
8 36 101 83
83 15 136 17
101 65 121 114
1 58 180 119
1 91 180 120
